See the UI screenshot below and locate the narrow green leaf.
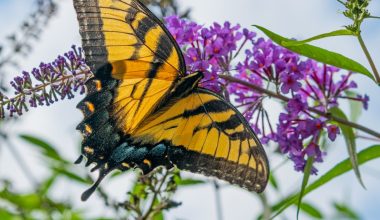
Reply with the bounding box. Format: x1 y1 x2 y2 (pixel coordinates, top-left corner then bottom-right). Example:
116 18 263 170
329 107 365 188
253 25 375 82
296 156 314 220
333 202 360 220
53 167 90 184
20 134 67 163
344 91 363 122
175 178 205 186
282 29 356 46
300 202 324 219
270 145 380 219
269 174 279 190
39 174 58 196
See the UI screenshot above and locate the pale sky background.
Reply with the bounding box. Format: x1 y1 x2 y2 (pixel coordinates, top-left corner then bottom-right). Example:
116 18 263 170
0 0 380 219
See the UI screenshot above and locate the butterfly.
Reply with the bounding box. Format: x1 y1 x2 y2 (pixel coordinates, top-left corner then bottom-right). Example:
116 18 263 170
73 0 269 201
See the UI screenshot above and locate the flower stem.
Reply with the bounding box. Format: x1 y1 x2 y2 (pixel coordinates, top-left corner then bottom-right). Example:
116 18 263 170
140 169 170 220
213 180 224 220
220 75 380 139
357 34 380 84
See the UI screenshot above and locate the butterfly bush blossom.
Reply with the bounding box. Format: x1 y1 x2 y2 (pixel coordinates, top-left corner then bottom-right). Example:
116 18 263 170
0 46 91 118
165 16 369 173
0 18 370 174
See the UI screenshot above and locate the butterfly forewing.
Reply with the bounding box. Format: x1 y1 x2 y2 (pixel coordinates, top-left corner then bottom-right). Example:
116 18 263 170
75 0 186 133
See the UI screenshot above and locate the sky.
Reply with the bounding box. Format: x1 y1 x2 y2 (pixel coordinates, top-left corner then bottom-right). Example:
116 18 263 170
1 0 380 219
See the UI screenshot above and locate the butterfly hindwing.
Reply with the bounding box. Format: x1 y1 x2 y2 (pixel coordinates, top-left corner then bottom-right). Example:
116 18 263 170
131 88 269 192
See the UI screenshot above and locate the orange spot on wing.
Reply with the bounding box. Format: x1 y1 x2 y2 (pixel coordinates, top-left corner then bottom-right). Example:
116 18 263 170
95 80 102 91
85 102 95 113
143 159 152 167
84 146 94 155
84 124 93 135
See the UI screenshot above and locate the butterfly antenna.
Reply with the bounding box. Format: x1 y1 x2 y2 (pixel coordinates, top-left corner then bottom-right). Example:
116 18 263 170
81 169 109 201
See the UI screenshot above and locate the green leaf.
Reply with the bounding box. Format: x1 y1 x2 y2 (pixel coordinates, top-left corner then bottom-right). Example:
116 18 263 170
282 29 356 46
175 178 205 186
0 192 42 211
300 202 324 219
269 174 279 191
270 145 380 219
19 134 67 164
129 180 148 204
344 91 363 122
329 107 365 188
153 212 164 220
296 156 314 220
333 202 360 220
53 167 90 184
0 209 21 220
39 174 58 196
253 25 375 82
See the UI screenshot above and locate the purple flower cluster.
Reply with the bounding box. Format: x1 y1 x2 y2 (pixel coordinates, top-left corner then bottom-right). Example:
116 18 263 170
0 46 92 118
165 16 370 173
166 16 255 91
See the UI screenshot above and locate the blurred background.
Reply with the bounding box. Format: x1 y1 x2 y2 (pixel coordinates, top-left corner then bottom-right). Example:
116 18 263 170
0 0 379 219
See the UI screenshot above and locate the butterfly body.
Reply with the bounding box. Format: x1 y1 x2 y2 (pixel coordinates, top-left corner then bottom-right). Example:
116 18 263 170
74 0 269 201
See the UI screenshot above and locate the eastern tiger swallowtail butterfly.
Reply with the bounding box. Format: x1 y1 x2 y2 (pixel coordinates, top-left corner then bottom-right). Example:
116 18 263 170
73 0 269 201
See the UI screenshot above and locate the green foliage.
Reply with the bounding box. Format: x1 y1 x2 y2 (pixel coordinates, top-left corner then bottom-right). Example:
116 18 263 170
0 179 81 219
19 134 69 164
253 25 375 82
269 174 279 191
329 107 364 188
299 202 324 219
345 91 363 122
270 145 380 219
282 29 356 46
296 156 315 220
120 168 183 219
333 202 361 219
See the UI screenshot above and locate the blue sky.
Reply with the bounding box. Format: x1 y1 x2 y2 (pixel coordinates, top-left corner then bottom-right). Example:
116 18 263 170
1 0 379 219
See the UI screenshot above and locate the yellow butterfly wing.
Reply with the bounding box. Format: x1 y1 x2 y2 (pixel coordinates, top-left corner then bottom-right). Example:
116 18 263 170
75 0 185 134
132 88 269 192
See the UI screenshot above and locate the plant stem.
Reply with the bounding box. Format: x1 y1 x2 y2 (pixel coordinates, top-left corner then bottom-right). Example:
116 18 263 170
259 192 271 220
2 135 38 186
357 34 380 84
213 180 224 220
140 169 170 220
219 75 380 139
